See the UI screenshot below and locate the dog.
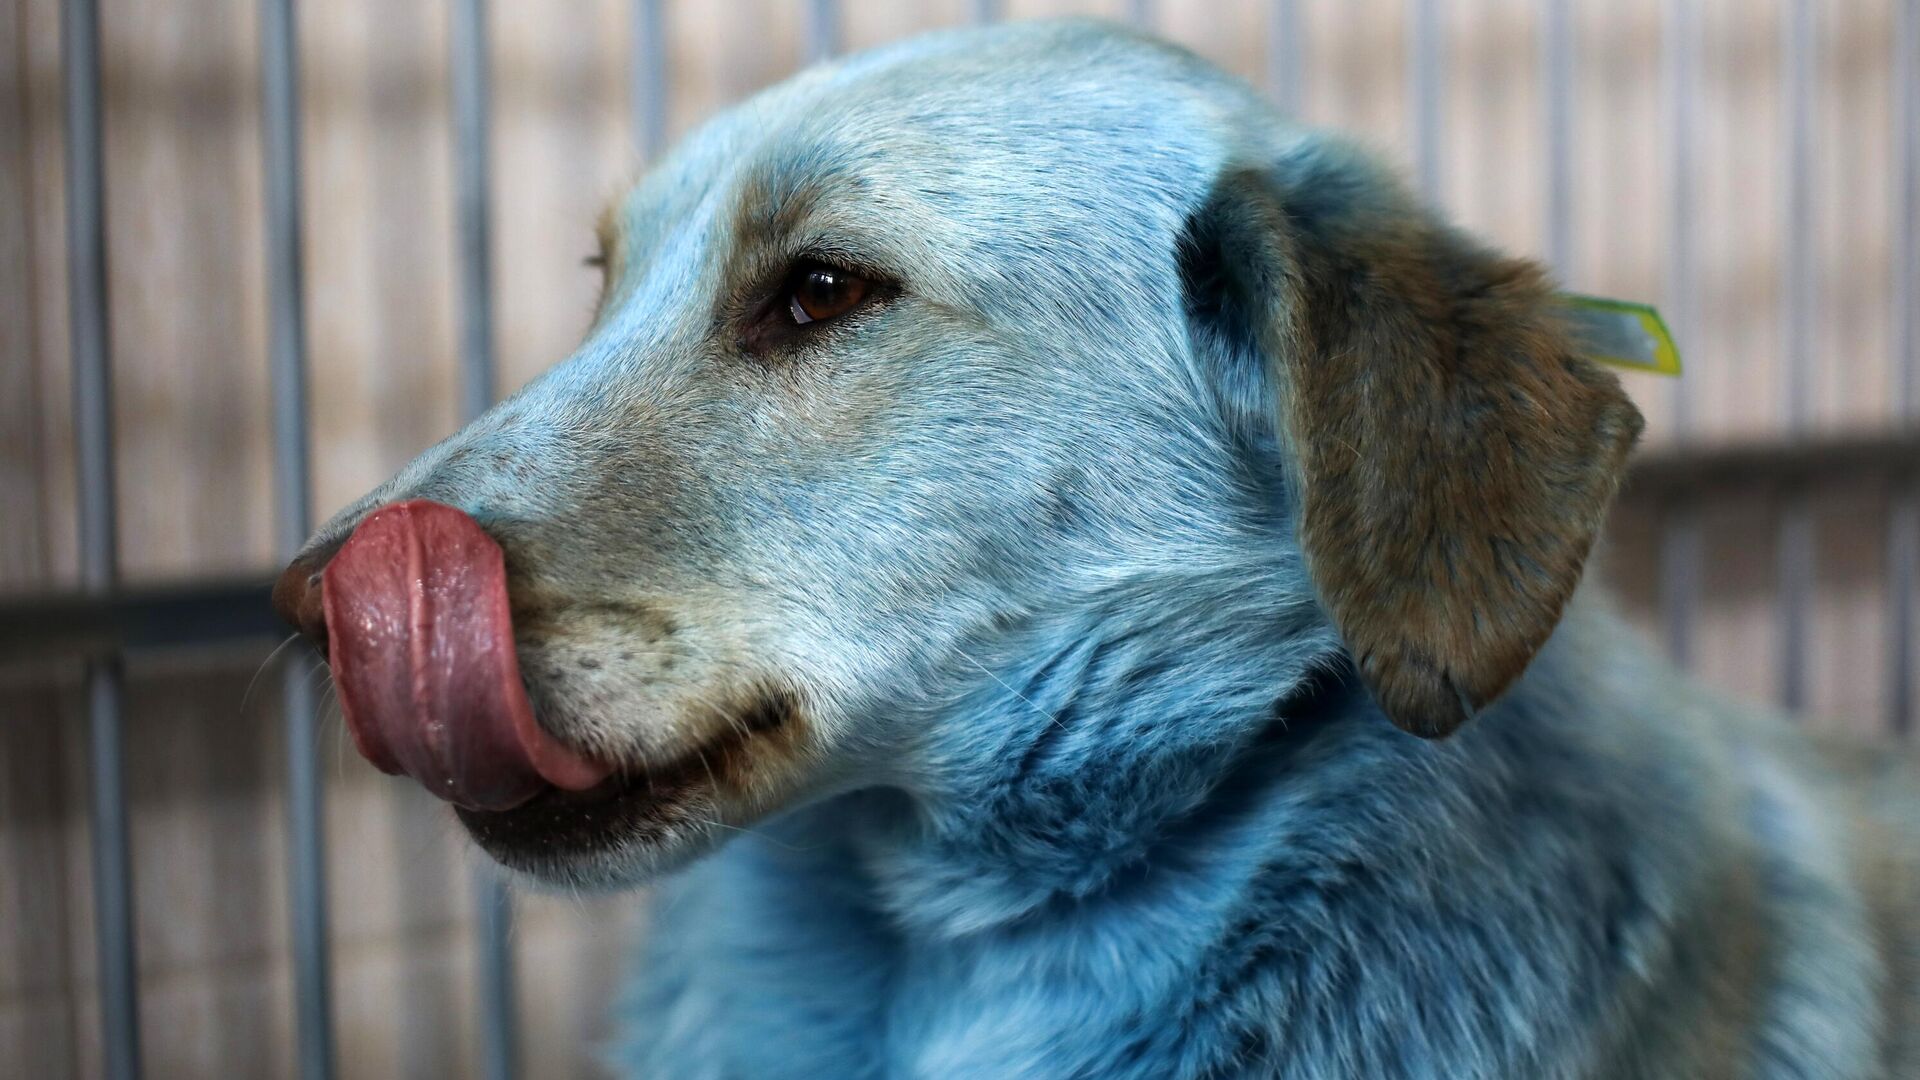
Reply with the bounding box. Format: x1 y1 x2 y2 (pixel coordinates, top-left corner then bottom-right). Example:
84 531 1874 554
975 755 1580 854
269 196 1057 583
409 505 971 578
273 19 1920 1078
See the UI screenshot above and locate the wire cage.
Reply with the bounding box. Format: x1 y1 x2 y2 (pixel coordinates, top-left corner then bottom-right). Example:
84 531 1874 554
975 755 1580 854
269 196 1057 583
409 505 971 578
0 1 1915 1077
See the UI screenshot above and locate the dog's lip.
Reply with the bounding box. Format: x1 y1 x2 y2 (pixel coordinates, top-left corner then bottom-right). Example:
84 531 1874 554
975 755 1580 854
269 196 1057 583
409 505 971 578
454 684 807 868
462 756 679 819
459 726 730 817
451 730 737 860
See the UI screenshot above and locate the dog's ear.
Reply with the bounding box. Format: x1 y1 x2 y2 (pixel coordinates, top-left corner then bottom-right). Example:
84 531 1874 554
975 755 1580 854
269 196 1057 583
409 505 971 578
1184 142 1643 738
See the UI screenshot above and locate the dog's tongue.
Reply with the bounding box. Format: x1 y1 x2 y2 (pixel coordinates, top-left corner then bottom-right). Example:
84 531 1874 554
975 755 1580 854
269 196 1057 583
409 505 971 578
322 499 613 811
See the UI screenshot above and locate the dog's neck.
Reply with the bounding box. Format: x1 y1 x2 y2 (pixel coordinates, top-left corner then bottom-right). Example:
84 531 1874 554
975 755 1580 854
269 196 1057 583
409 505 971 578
850 568 1354 939
620 588 1740 1077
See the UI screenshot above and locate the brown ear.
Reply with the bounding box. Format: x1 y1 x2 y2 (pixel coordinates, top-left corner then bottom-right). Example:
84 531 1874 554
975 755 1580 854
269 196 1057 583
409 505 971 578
1201 148 1642 738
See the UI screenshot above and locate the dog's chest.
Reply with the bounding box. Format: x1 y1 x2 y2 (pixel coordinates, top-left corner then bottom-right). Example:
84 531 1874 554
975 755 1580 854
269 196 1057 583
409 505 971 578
629 844 1277 1080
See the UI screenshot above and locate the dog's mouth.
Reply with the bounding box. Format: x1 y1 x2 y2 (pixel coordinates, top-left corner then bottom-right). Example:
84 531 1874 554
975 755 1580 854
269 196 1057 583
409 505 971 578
452 715 768 863
321 500 615 812
318 499 810 873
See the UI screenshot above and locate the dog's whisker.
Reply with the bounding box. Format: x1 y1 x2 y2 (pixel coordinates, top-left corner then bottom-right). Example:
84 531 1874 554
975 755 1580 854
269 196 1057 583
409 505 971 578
239 632 305 717
309 679 338 758
691 816 815 853
299 657 334 709
330 698 353 783
949 643 1069 733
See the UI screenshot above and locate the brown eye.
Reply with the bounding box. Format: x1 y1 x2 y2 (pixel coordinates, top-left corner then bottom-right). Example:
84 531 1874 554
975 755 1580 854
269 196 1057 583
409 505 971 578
787 263 869 325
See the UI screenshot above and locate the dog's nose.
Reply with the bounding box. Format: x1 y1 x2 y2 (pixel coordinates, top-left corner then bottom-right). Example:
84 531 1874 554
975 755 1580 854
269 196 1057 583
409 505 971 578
273 542 340 654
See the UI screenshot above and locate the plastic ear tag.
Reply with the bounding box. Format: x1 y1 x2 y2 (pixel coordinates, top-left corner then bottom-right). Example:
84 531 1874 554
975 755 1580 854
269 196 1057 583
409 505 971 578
1557 294 1682 377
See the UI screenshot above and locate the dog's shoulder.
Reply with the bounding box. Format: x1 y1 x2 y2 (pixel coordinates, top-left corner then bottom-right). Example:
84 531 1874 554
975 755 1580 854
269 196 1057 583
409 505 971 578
1800 728 1920 1072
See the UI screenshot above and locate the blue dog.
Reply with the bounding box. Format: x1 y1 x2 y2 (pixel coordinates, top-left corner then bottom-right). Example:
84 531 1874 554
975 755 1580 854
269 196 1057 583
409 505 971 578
276 19 1920 1078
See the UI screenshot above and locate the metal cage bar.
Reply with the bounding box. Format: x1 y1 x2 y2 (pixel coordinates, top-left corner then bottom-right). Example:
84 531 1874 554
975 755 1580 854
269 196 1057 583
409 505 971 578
808 0 839 63
259 0 336 1076
1659 0 1701 670
1903 0 1920 427
0 577 278 660
449 2 520 1078
1542 0 1575 278
632 0 668 163
474 872 519 1080
453 0 498 426
1777 0 1817 712
84 662 136 1079
1894 0 1920 736
1895 492 1918 737
1408 0 1443 203
1267 0 1303 117
62 0 141 1077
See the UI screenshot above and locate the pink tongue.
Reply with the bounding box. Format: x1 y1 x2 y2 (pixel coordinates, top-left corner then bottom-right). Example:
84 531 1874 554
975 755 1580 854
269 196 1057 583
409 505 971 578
323 499 613 811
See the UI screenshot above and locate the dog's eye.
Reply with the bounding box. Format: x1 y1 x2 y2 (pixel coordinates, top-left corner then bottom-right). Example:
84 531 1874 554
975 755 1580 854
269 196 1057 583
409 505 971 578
786 262 870 325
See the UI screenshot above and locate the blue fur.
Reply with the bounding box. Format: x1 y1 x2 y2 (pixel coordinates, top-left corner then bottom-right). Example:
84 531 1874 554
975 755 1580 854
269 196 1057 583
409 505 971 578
582 20 1904 1080
611 570 1788 1077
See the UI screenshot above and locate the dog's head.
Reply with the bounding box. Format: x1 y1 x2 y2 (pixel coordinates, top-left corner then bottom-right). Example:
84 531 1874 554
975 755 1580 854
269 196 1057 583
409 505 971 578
275 20 1640 887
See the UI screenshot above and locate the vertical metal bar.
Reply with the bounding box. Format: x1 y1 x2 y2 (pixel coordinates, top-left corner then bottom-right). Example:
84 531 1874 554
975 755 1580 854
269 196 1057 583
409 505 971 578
63 1 141 1077
1542 0 1575 278
1658 506 1702 670
1902 0 1920 426
449 3 516 1078
474 867 518 1080
451 0 496 425
261 0 310 563
1893 494 1918 736
62 5 115 599
84 663 137 1080
1660 0 1700 669
1408 0 1443 203
1267 0 1303 117
630 0 667 163
971 0 1002 25
1783 0 1816 436
806 0 839 63
474 870 518 1080
1892 0 1919 736
1778 0 1817 712
1664 0 1697 438
260 1 336 1077
1776 496 1814 712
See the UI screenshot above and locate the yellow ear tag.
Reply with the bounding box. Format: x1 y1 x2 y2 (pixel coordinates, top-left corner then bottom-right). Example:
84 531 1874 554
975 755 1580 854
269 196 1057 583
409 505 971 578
1556 294 1682 377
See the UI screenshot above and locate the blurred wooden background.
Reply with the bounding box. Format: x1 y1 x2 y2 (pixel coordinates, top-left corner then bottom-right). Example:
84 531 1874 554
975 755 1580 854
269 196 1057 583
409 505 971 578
1 0 1914 1076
